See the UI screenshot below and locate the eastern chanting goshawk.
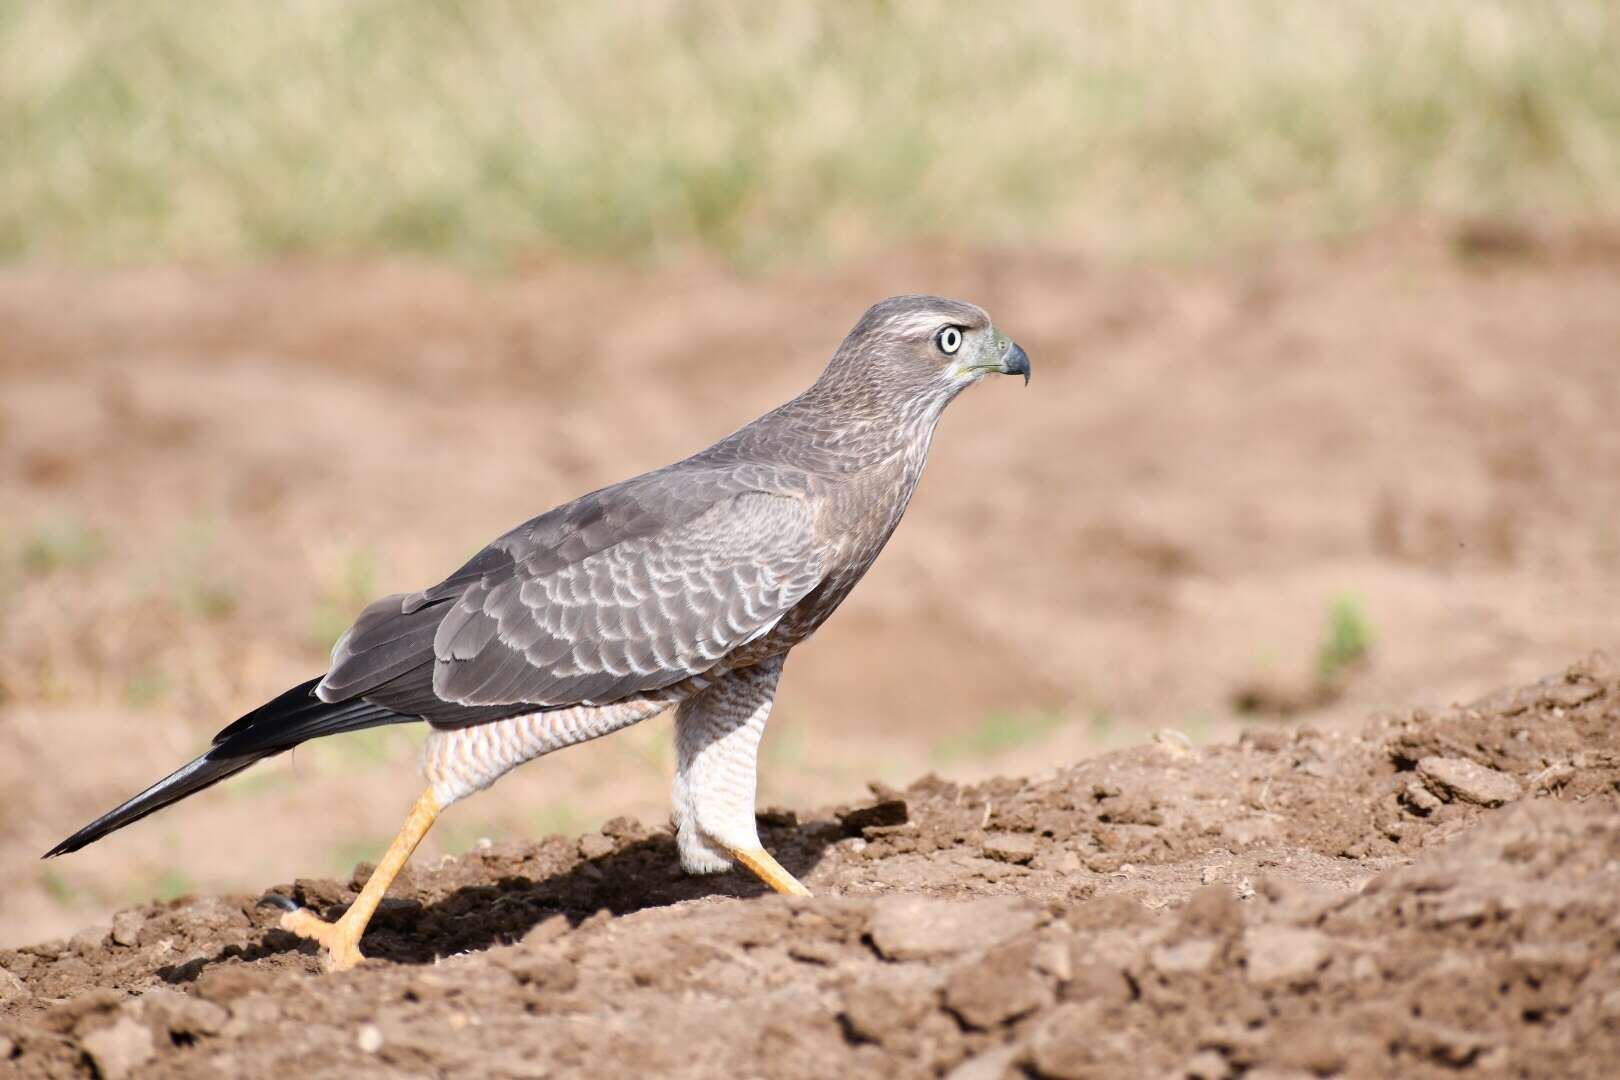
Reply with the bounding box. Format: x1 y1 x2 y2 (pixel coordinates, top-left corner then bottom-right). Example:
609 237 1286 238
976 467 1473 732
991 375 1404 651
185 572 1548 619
48 296 1030 972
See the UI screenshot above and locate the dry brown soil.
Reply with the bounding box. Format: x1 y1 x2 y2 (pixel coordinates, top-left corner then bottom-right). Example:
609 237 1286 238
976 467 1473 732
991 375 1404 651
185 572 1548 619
2 229 1620 1074
2 659 1619 1078
4 228 1619 947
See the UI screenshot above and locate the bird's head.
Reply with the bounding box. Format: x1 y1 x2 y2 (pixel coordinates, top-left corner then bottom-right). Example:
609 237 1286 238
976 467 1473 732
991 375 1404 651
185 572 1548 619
820 295 1030 411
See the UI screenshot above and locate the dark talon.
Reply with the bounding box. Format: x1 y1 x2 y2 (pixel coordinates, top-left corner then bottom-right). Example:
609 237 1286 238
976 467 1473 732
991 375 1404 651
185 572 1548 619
257 893 299 912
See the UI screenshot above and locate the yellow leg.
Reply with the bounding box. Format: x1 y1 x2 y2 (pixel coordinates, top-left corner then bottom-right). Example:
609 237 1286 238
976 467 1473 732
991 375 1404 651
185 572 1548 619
280 787 441 972
729 845 811 897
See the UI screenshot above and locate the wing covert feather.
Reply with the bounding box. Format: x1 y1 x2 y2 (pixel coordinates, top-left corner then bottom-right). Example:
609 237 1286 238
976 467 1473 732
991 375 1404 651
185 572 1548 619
431 490 822 708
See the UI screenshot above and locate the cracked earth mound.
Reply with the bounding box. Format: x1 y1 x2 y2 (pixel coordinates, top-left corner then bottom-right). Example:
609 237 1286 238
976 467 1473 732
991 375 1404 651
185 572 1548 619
4 658 1619 1079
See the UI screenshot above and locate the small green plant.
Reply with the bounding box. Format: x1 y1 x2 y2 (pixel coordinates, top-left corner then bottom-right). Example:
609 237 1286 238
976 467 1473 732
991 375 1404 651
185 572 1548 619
136 868 196 903
155 870 195 901
39 867 77 905
1316 594 1375 686
1088 710 1115 741
19 519 104 574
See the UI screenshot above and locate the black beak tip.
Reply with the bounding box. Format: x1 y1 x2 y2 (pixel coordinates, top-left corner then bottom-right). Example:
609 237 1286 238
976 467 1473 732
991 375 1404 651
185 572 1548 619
1004 342 1031 385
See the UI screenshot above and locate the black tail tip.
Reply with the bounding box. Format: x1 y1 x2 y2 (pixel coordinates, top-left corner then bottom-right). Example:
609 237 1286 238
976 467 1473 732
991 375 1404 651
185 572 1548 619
44 820 106 857
42 837 82 859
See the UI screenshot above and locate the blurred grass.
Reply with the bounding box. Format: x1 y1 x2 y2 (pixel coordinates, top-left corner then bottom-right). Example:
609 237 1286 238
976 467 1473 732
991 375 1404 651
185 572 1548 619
931 707 1066 764
2 1 1617 266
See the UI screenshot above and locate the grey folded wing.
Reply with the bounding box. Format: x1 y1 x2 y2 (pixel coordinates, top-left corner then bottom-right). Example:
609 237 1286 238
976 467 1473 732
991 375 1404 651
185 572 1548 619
316 479 825 727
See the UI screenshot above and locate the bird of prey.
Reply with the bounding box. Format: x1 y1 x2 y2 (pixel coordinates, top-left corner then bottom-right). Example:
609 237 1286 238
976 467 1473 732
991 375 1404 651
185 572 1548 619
47 295 1030 972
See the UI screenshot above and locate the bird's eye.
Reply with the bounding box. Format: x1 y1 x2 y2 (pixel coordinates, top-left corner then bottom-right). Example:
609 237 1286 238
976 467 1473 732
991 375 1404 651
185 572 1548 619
937 326 963 355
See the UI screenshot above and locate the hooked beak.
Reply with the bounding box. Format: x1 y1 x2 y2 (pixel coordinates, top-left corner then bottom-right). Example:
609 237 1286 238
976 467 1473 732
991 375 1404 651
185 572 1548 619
1001 341 1030 385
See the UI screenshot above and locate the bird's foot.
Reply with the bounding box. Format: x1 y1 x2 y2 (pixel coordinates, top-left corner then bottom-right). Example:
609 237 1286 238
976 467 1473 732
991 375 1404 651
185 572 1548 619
729 845 812 897
256 788 441 975
267 899 367 973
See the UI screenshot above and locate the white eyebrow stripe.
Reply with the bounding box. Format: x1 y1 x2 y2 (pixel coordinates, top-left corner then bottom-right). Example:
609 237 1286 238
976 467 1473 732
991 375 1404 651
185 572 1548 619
883 309 983 337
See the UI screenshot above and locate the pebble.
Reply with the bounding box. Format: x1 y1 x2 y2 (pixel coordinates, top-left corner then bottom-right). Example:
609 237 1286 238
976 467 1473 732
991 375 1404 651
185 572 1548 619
357 1022 384 1054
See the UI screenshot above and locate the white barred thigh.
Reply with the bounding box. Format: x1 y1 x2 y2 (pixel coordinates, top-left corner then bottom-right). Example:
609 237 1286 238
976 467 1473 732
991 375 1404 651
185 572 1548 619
671 656 783 867
423 688 692 806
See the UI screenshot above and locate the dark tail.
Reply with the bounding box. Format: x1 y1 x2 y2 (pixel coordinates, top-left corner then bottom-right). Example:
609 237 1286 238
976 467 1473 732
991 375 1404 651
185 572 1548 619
44 677 411 858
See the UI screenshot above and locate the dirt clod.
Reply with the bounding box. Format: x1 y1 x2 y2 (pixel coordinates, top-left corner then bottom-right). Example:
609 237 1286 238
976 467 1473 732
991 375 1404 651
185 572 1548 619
0 966 29 1007
1417 755 1523 806
981 833 1037 864
79 1015 155 1080
841 799 910 836
6 664 1620 1076
841 984 934 1044
1242 926 1329 986
109 911 144 949
577 832 615 860
1399 779 1444 815
944 941 1052 1029
868 896 1041 962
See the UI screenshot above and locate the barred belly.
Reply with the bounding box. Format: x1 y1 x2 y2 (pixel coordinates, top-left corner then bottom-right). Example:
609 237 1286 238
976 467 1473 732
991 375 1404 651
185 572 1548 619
421 682 703 806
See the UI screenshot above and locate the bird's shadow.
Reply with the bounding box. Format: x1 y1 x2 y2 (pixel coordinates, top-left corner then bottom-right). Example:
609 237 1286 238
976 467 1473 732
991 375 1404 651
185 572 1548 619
160 818 839 981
